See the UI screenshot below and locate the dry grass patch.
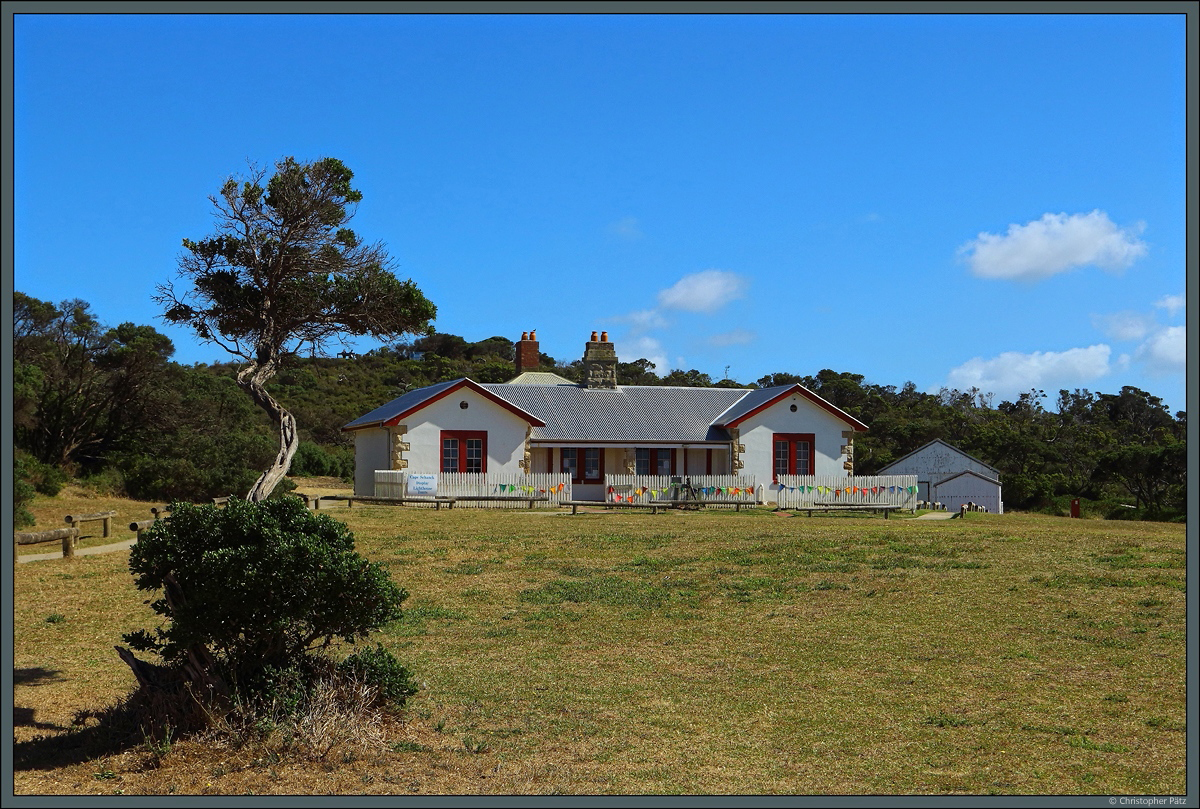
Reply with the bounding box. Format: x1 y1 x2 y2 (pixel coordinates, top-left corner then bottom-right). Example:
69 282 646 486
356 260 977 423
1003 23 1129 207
12 501 1186 795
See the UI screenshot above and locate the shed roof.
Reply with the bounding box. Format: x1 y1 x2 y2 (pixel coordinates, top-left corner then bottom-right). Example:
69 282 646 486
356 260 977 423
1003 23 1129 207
876 439 1000 475
933 468 1002 488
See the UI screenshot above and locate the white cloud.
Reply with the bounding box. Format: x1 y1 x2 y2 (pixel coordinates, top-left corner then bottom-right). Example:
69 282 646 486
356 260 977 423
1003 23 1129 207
944 344 1112 399
706 328 756 347
959 210 1147 282
608 216 643 240
1090 310 1156 341
622 335 669 373
1154 294 1185 317
657 270 748 313
1135 325 1186 375
616 308 669 332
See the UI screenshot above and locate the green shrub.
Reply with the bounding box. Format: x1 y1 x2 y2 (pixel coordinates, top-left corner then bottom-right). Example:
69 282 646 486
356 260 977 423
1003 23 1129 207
289 440 355 479
338 643 418 709
80 466 127 497
15 451 67 497
13 475 36 530
122 498 413 720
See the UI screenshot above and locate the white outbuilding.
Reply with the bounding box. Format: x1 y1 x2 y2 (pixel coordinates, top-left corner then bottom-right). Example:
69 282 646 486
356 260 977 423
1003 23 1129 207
931 469 1003 514
876 439 1002 512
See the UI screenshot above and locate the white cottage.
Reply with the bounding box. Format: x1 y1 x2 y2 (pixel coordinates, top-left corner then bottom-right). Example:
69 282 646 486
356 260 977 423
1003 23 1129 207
343 332 869 500
876 439 1003 512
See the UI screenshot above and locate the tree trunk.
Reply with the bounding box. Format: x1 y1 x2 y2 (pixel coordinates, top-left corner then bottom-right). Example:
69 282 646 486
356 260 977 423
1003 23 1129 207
237 357 299 502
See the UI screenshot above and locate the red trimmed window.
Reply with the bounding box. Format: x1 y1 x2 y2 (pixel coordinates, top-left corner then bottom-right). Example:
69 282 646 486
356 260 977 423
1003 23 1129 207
560 447 603 484
634 448 676 476
441 431 487 473
772 433 814 481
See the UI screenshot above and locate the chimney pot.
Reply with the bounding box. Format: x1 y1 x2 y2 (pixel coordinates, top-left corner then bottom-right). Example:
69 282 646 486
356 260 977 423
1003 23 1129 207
600 331 609 342
514 330 540 375
591 331 599 342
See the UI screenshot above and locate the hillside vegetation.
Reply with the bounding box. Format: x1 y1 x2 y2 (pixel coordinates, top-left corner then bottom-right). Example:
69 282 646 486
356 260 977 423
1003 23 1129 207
14 291 1186 520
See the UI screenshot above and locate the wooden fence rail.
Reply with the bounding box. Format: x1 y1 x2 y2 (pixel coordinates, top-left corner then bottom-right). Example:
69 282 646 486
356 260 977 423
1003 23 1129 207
63 510 117 538
13 527 80 563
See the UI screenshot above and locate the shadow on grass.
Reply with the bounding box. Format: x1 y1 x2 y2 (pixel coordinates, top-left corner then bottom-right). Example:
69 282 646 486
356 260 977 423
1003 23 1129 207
12 667 144 772
14 666 65 686
12 720 140 772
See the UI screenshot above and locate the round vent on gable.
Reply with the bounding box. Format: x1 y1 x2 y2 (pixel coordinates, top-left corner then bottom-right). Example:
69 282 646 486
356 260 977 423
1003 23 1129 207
460 401 469 409
790 404 798 412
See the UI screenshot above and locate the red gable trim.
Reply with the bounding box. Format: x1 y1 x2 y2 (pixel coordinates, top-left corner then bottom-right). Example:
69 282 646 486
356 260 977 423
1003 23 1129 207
382 379 545 428
721 385 868 432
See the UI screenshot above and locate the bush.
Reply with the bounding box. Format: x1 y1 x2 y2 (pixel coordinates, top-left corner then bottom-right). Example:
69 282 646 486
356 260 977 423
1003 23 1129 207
15 451 67 497
121 497 414 729
80 465 127 497
338 643 418 709
289 440 354 479
13 475 36 530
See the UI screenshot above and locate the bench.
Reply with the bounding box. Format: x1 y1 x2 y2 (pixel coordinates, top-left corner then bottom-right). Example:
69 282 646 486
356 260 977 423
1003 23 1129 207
793 503 905 519
449 495 550 509
63 510 117 538
316 494 456 510
562 500 665 515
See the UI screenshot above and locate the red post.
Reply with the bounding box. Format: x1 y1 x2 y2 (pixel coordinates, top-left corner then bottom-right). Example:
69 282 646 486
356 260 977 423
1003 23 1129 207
1070 498 1080 519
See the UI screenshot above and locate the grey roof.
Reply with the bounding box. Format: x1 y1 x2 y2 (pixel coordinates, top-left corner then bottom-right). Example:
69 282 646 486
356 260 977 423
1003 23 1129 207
506 371 578 386
877 439 1000 475
342 379 466 431
482 383 748 442
344 378 859 443
933 468 1002 487
711 386 789 426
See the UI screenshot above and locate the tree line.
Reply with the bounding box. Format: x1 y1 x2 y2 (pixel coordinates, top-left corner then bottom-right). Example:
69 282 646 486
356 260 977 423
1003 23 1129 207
14 294 1186 522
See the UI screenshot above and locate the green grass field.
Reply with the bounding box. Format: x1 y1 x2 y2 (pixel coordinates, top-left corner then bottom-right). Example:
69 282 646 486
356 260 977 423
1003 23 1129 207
12 490 1188 795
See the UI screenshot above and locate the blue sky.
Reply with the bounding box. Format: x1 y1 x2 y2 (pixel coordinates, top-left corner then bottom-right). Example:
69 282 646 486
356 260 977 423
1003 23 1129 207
12 11 1189 413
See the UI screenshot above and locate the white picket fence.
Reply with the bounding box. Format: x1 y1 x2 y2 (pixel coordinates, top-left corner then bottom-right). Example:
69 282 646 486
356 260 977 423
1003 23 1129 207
374 471 573 507
604 474 763 506
772 474 919 511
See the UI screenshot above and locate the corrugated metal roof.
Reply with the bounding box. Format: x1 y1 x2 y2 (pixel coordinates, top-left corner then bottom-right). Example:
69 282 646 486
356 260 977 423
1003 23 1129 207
711 386 787 425
506 371 578 386
482 384 748 442
344 379 862 442
342 378 465 430
877 439 1000 475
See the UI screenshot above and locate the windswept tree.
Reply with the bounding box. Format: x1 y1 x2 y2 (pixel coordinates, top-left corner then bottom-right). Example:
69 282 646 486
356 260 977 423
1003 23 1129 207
157 157 436 500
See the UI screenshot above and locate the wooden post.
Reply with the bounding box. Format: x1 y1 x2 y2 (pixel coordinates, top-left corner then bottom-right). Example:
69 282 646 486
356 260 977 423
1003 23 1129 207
62 532 76 558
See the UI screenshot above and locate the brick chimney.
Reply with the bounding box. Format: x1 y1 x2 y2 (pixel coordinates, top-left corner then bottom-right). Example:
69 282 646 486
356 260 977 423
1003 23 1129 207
515 330 540 374
582 331 618 389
